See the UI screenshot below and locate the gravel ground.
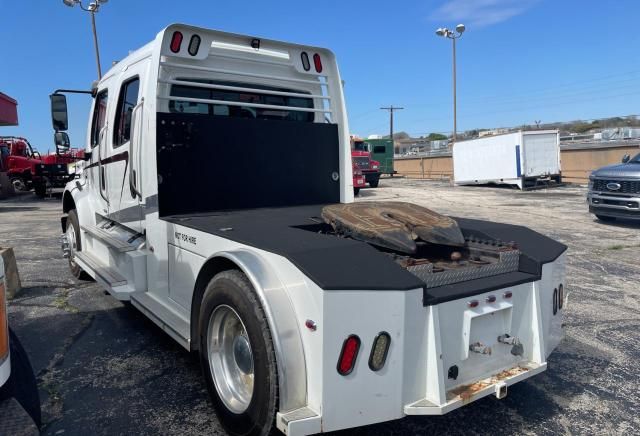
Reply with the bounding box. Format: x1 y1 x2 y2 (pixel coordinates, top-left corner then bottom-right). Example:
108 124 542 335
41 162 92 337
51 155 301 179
2 179 639 435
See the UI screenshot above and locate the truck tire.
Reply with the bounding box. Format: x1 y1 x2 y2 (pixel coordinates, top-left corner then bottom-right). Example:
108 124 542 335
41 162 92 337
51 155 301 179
0 329 42 428
369 179 379 188
34 183 46 198
199 270 278 436
66 209 91 280
354 188 360 196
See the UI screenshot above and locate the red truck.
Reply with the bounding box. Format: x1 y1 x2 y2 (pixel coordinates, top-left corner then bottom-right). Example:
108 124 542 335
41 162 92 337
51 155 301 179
351 137 381 188
0 136 81 197
352 161 366 195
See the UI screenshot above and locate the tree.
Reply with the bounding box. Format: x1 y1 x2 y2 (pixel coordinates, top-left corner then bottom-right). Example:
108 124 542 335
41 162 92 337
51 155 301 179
426 133 447 141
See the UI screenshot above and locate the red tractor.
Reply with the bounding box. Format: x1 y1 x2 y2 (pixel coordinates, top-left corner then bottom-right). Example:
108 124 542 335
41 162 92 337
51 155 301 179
351 136 381 188
0 136 42 193
0 136 81 197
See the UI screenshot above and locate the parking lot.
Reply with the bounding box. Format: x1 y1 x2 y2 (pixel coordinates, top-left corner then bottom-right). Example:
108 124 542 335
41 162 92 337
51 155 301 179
3 178 640 435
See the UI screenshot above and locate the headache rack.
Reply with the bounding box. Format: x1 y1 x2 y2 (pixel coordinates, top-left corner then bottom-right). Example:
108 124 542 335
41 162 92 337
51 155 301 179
157 39 336 121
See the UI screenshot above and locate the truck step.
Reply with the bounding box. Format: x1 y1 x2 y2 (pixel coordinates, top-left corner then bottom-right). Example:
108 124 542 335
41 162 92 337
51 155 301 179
74 251 127 287
81 224 139 252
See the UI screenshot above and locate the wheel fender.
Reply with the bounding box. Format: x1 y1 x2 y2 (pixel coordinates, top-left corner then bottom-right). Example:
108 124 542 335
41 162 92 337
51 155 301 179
62 183 92 230
211 249 307 414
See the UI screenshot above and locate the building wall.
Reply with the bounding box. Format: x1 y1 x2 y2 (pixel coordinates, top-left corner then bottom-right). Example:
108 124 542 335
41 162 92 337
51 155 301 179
561 145 639 183
393 144 640 184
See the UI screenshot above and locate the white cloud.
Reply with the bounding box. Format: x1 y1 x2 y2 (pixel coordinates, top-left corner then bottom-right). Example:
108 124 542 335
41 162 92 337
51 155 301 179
431 0 539 28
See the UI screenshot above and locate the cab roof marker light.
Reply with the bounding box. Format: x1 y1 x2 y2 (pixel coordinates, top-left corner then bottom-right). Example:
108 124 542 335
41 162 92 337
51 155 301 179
503 291 513 299
337 335 360 376
170 31 183 53
486 295 497 303
188 34 201 56
468 300 479 308
301 52 311 71
313 53 323 73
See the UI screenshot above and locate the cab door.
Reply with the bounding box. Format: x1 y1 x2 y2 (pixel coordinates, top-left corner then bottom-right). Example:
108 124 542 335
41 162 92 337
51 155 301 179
87 88 110 216
106 71 144 233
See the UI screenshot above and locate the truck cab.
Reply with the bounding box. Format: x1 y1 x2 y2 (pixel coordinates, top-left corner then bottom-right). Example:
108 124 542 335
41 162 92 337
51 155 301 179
53 24 566 436
351 137 381 187
588 152 640 221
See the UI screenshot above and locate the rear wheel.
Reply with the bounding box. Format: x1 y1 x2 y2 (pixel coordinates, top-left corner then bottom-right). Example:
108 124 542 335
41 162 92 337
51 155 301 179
66 209 91 280
34 183 46 198
199 270 278 436
596 214 616 222
0 329 42 427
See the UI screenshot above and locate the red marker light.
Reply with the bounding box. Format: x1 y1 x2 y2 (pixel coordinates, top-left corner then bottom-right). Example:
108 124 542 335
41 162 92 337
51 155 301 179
313 53 323 73
503 291 513 299
170 31 183 53
486 295 497 303
337 335 360 376
468 300 479 308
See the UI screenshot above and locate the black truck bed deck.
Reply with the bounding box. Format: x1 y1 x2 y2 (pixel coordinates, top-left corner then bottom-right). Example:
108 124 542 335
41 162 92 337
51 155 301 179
163 205 566 305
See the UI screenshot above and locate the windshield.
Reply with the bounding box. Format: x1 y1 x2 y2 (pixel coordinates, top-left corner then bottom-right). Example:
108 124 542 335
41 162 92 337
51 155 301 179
630 153 640 163
169 79 314 122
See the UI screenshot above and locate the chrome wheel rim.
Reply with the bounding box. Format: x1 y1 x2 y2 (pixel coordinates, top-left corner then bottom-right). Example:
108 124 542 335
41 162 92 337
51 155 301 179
207 305 254 414
66 224 78 268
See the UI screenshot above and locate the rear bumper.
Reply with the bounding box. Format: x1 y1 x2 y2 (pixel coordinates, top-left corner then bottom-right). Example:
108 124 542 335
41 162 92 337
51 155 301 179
405 362 546 415
588 192 640 219
0 398 39 435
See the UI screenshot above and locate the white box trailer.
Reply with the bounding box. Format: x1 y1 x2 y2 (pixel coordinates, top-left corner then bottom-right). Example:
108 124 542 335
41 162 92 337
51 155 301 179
453 130 561 189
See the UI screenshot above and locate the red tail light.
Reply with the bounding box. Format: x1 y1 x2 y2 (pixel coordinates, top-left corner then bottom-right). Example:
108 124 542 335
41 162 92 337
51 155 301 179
337 335 360 376
313 53 323 73
170 31 183 53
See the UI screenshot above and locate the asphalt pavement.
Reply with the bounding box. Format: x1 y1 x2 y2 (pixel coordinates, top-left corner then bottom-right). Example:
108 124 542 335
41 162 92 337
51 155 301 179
2 179 639 435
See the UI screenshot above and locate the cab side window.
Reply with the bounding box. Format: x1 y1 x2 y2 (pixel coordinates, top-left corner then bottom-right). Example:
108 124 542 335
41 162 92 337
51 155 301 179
90 90 108 148
113 78 140 147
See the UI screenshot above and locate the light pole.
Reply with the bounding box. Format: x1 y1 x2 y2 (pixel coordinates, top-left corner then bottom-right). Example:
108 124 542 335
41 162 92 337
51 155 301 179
62 0 108 79
436 24 465 146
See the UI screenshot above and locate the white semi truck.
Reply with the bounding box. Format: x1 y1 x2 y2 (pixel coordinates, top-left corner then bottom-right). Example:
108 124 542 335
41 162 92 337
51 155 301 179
52 24 567 435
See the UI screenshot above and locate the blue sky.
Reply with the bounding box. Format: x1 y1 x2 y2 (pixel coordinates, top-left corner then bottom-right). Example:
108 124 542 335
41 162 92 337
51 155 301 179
0 0 638 151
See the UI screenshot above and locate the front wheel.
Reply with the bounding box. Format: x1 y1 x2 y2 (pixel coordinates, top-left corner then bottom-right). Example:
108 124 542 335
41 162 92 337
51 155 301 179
199 270 278 436
369 179 379 188
66 209 91 280
354 187 360 196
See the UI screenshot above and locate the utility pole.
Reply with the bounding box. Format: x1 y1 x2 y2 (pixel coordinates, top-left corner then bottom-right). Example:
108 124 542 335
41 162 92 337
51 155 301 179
436 24 466 147
380 106 404 141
